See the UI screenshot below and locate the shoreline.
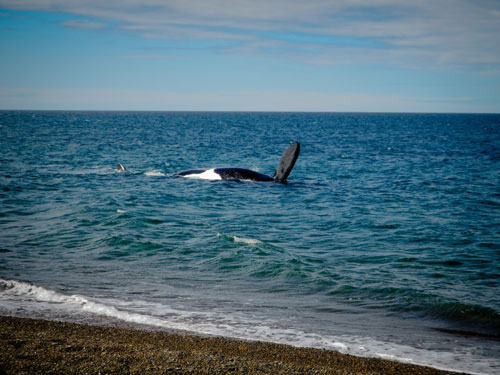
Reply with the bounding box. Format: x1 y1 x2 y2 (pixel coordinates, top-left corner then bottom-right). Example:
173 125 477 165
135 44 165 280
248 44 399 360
1 315 469 375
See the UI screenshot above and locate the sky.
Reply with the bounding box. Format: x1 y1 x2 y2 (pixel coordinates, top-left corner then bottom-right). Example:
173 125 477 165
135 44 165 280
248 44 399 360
1 0 499 113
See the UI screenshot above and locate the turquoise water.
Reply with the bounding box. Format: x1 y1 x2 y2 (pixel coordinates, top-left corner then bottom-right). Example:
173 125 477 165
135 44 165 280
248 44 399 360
1 111 499 374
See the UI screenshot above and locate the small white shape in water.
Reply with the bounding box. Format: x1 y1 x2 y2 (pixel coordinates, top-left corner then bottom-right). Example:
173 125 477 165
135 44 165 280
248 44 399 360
232 236 262 245
145 170 166 177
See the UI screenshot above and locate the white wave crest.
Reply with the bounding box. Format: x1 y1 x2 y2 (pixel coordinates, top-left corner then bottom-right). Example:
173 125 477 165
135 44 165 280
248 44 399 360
233 236 262 245
0 279 167 327
217 233 262 245
144 170 166 177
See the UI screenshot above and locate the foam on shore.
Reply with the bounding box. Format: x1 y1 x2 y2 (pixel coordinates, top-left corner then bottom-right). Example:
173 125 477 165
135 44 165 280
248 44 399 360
0 278 486 374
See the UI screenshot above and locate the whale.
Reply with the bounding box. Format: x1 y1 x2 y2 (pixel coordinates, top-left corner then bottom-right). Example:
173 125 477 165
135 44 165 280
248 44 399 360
175 142 300 183
116 163 127 172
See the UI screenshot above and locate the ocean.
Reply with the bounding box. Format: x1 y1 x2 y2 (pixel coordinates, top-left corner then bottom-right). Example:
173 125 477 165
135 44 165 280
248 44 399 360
0 111 499 374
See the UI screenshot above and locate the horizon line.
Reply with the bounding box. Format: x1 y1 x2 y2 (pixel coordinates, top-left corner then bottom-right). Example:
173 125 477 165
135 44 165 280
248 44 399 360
1 109 499 115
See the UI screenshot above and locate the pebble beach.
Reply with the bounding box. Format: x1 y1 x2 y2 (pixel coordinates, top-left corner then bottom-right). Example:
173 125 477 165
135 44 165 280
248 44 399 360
1 316 469 375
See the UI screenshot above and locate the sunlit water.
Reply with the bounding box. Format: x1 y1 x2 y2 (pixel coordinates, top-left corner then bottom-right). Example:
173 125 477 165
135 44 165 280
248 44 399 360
1 111 499 374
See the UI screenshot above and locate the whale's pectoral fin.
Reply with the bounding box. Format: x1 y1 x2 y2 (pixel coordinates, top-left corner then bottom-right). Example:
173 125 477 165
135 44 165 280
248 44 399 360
116 163 127 172
273 142 300 183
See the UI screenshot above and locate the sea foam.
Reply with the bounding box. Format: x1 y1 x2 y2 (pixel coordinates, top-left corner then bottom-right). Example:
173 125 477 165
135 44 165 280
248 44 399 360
0 278 489 374
144 170 166 177
0 279 172 328
217 233 262 246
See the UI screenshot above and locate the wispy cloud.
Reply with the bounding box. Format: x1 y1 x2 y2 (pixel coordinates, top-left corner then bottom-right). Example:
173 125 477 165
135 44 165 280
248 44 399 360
416 96 473 103
1 0 500 69
1 87 494 113
119 54 182 59
59 19 107 29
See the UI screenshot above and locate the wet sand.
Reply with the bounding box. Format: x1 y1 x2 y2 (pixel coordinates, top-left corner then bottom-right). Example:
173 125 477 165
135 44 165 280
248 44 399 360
1 315 468 374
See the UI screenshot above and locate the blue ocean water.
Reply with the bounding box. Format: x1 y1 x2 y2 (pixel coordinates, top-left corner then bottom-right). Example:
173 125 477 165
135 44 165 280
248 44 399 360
0 111 499 374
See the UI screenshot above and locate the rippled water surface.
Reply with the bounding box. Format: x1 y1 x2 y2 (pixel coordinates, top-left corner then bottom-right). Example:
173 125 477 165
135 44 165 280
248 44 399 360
1 111 499 374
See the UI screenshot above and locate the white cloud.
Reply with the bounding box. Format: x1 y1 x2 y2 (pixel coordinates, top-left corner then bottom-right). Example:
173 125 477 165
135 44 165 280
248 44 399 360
1 1 499 69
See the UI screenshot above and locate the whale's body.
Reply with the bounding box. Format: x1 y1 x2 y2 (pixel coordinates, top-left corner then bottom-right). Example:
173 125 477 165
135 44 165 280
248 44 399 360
175 142 300 183
116 142 300 183
176 168 274 182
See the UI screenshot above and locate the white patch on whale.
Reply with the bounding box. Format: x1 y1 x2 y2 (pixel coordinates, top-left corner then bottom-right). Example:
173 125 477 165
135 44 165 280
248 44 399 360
183 168 222 180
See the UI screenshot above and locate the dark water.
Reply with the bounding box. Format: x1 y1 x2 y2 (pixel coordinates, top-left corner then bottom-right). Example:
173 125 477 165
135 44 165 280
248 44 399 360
1 111 499 374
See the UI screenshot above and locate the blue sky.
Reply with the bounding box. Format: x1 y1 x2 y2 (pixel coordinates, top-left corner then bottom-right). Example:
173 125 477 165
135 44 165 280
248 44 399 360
1 1 499 112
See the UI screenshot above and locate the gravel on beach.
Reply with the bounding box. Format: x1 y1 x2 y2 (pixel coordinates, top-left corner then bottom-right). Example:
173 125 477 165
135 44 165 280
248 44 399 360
1 315 468 375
